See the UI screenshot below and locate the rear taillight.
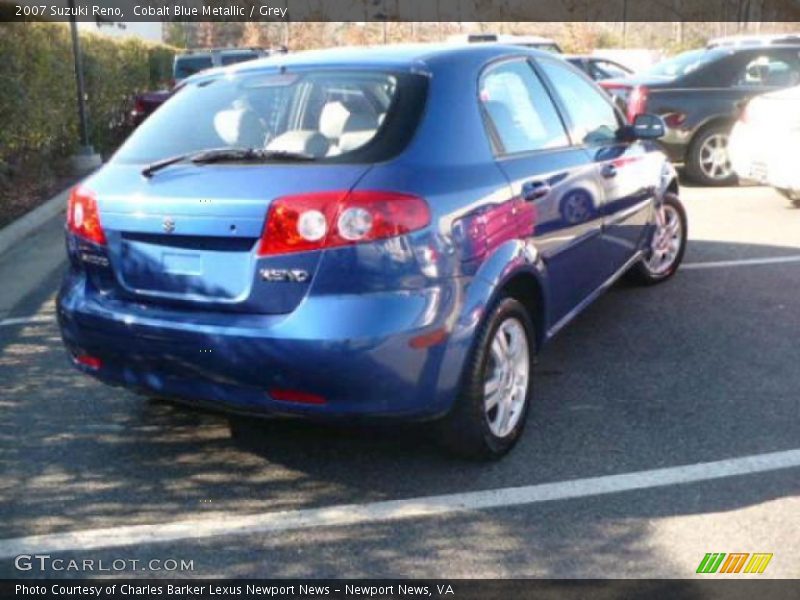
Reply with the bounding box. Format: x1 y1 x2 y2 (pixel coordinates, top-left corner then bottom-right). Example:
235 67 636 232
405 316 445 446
257 190 430 256
663 112 687 128
133 97 146 113
626 85 649 123
67 186 107 246
74 354 102 370
269 388 326 405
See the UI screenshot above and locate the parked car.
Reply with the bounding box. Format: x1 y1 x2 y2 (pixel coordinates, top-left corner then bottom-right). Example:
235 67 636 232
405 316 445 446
130 90 172 127
601 45 800 185
591 49 662 73
707 33 800 48
174 47 281 85
729 85 800 206
448 33 562 53
130 47 287 127
566 55 633 80
58 45 686 459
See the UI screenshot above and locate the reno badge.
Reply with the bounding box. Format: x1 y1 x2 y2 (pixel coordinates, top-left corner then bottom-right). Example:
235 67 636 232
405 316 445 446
260 268 310 283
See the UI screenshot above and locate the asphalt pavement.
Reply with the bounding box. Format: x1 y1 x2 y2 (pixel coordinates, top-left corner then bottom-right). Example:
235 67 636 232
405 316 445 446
0 182 798 578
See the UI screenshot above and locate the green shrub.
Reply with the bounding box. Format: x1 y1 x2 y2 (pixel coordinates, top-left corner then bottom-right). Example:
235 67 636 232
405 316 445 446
0 22 175 168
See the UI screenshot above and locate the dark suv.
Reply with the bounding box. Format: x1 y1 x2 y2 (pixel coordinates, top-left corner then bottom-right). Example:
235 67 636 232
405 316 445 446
602 45 800 185
130 47 287 127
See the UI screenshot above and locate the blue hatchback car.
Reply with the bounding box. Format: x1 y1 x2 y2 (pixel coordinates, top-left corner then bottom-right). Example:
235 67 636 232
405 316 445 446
58 44 687 458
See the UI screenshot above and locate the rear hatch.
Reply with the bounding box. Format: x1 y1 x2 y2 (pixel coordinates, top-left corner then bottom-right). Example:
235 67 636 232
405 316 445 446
90 163 371 315
81 64 427 315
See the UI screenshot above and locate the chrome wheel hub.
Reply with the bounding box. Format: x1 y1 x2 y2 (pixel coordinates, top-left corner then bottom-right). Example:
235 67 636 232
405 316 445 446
646 204 682 275
484 318 530 438
699 133 732 180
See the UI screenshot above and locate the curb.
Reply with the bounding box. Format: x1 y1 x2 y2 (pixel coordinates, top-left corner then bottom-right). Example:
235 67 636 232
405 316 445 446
0 162 101 258
0 186 71 258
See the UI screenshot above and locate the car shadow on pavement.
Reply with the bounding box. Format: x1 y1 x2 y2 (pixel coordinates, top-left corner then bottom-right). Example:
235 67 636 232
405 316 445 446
1 238 799 577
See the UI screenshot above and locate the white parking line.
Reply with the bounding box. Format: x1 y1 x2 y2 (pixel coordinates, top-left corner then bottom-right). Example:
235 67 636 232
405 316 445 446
683 255 800 270
0 315 54 328
0 448 798 558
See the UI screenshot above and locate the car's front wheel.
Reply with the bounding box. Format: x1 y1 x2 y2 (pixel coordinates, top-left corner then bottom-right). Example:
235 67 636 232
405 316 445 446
628 192 687 285
440 297 534 460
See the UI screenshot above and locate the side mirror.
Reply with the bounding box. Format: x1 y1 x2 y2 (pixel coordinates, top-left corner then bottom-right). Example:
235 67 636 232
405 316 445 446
630 113 665 140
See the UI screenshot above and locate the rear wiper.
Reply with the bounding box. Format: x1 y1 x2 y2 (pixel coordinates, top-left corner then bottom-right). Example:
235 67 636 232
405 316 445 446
141 147 315 178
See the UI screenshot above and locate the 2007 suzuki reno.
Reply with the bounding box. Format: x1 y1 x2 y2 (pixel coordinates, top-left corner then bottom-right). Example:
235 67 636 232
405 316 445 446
58 44 687 459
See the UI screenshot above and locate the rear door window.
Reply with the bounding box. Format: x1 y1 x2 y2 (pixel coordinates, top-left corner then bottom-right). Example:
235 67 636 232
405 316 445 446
479 59 569 155
736 53 800 88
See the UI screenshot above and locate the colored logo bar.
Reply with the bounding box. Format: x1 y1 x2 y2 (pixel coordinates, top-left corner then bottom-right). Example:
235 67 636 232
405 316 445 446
696 553 773 574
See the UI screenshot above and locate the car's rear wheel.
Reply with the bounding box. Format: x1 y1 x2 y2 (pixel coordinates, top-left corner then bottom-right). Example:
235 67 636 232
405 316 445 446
440 297 534 460
628 192 687 285
686 124 737 186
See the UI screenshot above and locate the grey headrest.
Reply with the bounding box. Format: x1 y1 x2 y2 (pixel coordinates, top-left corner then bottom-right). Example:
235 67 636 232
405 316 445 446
266 130 329 158
318 101 350 140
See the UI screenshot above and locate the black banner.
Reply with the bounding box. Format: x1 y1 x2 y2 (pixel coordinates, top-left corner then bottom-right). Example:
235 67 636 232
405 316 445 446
3 0 800 22
3 580 800 600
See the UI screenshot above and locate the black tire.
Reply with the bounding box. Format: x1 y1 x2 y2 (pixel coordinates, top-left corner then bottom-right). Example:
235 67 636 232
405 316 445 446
685 124 738 187
439 296 535 460
627 192 687 285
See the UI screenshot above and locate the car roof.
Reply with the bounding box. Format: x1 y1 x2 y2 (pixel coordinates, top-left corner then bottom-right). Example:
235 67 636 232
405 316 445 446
447 33 557 44
178 43 561 89
707 33 800 47
224 43 553 73
706 43 800 55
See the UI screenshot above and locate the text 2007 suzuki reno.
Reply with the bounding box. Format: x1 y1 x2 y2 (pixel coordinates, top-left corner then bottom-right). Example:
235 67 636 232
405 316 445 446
58 45 687 459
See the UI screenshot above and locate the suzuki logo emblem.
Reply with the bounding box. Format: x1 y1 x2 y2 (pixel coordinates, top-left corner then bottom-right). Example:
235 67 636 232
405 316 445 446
162 217 176 234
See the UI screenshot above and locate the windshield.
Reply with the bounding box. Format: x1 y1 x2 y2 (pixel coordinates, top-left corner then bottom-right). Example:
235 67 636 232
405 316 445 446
646 48 725 78
114 70 427 165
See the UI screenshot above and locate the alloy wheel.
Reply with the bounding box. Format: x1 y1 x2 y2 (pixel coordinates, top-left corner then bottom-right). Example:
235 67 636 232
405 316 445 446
483 317 530 438
645 203 683 275
698 133 733 181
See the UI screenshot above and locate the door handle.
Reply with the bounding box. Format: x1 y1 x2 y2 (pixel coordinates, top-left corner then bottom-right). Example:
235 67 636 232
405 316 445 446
521 180 551 202
601 164 618 179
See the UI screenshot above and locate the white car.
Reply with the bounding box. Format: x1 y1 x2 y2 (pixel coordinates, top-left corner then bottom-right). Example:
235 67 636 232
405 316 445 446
729 85 800 206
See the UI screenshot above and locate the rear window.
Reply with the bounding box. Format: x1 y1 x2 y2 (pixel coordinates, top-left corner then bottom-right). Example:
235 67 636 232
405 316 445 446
645 48 726 78
114 70 428 165
174 55 213 80
220 52 260 66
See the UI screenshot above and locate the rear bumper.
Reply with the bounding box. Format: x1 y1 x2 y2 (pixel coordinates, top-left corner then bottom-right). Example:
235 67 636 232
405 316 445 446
57 271 467 420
